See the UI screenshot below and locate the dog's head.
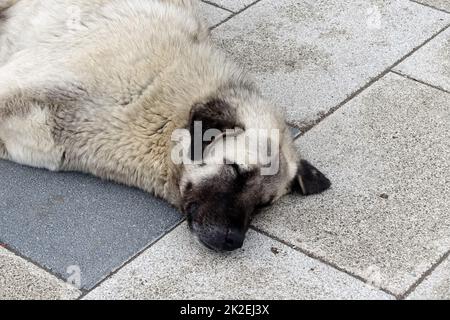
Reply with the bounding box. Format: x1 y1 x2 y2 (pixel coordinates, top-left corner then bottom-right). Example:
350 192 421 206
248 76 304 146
178 98 331 251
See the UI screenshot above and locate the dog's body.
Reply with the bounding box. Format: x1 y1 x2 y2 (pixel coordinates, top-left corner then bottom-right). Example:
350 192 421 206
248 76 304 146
0 0 330 250
0 0 217 207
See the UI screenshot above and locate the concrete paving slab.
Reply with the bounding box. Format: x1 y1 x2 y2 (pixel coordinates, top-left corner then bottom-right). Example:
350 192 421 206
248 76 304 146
84 224 393 300
199 1 232 27
204 0 255 13
254 73 450 296
394 27 450 92
0 247 80 300
211 0 450 128
413 0 450 13
408 255 450 299
0 160 182 290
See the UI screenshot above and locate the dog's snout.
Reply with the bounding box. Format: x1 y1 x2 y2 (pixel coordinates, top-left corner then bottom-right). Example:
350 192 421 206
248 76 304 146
223 228 245 251
197 226 246 252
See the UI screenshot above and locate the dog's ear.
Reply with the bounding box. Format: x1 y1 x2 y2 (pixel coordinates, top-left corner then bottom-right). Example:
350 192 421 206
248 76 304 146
292 160 331 195
188 99 240 161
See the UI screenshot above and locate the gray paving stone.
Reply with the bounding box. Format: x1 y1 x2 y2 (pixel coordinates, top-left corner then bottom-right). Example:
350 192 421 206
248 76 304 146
413 0 450 12
0 160 182 290
289 125 301 138
0 247 81 300
395 27 450 92
198 1 232 27
204 0 255 12
408 256 450 300
84 224 393 300
253 73 450 296
212 0 450 128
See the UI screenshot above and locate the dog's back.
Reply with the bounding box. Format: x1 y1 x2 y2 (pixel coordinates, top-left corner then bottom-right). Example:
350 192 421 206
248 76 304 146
0 0 207 64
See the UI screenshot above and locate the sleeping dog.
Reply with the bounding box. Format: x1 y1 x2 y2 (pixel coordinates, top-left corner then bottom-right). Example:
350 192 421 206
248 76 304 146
0 0 330 251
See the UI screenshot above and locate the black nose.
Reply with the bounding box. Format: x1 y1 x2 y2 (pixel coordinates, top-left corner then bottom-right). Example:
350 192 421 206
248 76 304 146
223 228 245 251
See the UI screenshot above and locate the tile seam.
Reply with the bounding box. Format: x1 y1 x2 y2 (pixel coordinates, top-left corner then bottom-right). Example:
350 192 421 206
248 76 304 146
401 249 450 299
292 23 450 139
250 226 399 299
200 0 235 13
78 218 186 299
0 244 83 297
409 0 450 15
210 0 264 29
390 70 450 95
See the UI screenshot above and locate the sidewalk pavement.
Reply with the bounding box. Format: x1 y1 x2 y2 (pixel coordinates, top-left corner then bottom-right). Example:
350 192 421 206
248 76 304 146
1 0 449 300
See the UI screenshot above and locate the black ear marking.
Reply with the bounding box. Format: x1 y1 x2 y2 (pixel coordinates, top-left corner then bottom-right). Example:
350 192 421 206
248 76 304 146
294 160 331 196
188 99 240 161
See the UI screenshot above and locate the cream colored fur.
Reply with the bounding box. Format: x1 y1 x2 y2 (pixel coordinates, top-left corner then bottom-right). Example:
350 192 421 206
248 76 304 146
0 0 299 209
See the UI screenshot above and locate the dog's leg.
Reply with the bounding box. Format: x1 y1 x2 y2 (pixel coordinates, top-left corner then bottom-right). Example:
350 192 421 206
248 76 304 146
0 83 67 171
0 55 68 171
0 90 65 171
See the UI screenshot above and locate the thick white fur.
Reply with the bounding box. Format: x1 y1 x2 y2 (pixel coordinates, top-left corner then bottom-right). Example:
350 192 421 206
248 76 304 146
0 0 299 209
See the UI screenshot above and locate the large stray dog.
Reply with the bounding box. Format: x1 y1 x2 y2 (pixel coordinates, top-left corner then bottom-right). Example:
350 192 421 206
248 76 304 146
0 0 331 251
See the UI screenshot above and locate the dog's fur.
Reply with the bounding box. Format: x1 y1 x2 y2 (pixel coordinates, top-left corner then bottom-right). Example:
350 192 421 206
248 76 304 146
0 0 330 251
